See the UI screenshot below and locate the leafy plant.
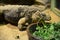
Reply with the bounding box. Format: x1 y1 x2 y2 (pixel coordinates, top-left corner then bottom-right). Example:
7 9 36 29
54 22 60 40
33 23 54 40
32 19 60 40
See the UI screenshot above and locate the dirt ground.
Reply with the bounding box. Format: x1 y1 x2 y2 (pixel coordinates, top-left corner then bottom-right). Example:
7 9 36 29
0 9 60 40
0 24 28 40
43 9 60 23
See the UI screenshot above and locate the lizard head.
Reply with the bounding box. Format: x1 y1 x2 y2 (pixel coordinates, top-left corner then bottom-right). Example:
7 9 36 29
32 11 51 22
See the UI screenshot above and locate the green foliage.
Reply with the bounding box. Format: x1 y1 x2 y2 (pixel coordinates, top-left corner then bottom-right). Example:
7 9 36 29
33 22 60 40
54 22 60 40
33 23 54 40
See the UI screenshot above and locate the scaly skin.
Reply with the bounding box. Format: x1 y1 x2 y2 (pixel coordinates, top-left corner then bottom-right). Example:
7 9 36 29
3 6 51 30
3 6 41 25
18 11 51 30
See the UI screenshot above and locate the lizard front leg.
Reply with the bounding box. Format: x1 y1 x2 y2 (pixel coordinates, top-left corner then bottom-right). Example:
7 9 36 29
18 17 29 30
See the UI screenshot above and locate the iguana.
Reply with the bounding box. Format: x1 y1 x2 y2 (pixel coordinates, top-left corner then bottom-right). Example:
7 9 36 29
3 6 51 30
